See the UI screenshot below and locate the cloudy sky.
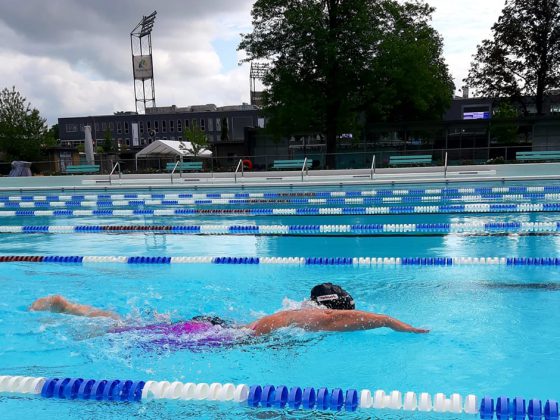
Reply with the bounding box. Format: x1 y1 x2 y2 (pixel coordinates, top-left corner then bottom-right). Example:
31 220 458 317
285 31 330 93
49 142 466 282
0 0 506 125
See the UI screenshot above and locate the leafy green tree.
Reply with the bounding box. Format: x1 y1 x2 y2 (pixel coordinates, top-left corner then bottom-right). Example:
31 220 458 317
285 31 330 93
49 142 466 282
490 102 520 144
365 3 454 124
102 129 114 154
182 125 209 157
239 0 453 168
465 0 560 115
0 86 49 161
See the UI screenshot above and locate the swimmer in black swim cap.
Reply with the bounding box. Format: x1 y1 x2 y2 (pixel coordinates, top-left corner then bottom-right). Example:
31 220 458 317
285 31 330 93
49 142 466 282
310 283 355 310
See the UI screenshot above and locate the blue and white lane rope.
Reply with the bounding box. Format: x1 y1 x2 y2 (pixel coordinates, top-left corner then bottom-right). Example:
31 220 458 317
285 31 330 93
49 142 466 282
1 222 559 235
0 376 558 418
3 194 560 208
0 203 558 218
1 255 560 266
2 185 560 202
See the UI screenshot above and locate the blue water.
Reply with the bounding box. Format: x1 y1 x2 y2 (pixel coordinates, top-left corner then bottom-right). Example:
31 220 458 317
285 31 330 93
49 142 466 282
1 181 560 419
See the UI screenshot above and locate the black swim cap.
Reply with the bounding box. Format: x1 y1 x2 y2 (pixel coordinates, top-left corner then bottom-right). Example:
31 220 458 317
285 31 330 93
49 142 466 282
310 283 355 310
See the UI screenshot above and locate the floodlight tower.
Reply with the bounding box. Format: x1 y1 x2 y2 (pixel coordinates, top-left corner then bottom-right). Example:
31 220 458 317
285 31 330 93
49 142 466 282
130 11 157 114
249 62 268 107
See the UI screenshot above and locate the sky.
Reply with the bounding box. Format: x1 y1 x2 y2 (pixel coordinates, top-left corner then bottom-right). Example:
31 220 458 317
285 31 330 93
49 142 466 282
0 0 506 125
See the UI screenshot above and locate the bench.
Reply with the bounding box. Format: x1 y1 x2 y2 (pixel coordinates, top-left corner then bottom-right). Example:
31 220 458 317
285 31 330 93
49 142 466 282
165 161 203 172
389 155 432 166
272 159 312 170
63 165 100 174
516 151 560 162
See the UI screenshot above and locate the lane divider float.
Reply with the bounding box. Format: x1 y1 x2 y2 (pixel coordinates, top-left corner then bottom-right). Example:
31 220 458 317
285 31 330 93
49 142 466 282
0 375 558 418
3 193 560 209
0 222 559 235
0 203 558 218
1 255 560 266
2 185 560 202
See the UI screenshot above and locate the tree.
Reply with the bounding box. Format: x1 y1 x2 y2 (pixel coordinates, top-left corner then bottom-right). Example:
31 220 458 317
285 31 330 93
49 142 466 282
365 2 454 125
239 0 453 168
465 0 560 115
0 86 49 161
182 125 209 157
102 129 115 154
490 102 520 144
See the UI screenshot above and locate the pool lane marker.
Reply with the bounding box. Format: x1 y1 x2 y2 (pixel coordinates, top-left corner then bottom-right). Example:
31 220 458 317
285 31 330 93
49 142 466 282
0 203 557 218
1 255 560 266
0 375 558 417
1 185 560 202
0 222 559 235
3 193 560 209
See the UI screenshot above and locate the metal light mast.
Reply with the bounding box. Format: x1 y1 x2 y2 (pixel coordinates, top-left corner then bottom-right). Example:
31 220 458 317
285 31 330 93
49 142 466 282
130 11 157 113
249 62 268 107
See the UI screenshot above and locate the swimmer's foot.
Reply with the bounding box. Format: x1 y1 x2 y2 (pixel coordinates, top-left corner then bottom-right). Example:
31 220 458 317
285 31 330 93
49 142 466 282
30 295 120 320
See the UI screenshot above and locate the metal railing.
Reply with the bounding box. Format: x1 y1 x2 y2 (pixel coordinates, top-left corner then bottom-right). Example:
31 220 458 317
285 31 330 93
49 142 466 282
170 160 181 184
301 157 308 182
108 161 121 184
234 159 244 183
444 152 448 178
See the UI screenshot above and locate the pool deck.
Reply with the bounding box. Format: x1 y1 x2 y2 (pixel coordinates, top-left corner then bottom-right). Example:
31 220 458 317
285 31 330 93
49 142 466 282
0 163 559 191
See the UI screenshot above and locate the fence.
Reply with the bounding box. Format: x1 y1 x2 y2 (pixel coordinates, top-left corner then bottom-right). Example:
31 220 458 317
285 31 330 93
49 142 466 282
0 145 555 176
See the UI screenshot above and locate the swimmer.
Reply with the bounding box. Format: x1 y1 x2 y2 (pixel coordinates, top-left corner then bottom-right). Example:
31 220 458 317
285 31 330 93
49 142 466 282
30 283 429 338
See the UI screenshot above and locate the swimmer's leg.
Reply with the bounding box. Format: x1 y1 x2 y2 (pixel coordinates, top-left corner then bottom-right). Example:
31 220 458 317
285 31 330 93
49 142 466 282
30 295 121 320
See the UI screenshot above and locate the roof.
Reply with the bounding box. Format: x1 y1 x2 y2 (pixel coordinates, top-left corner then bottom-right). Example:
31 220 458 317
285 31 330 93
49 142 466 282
135 140 212 159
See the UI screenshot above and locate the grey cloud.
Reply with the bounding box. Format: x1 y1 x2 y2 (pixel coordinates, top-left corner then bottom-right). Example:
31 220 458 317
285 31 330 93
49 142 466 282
0 0 253 82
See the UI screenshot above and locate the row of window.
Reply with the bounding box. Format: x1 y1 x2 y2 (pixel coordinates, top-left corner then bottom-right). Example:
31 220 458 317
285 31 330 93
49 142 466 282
66 118 227 134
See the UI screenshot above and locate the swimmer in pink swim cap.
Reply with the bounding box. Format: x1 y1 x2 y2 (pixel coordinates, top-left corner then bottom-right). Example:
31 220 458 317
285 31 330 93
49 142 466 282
30 283 429 338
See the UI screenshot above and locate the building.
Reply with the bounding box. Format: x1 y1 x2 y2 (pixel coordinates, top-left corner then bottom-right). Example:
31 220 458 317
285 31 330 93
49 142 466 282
58 103 263 165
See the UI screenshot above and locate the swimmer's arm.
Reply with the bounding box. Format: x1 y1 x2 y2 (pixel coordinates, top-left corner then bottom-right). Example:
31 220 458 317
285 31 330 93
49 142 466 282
321 310 429 333
30 295 121 320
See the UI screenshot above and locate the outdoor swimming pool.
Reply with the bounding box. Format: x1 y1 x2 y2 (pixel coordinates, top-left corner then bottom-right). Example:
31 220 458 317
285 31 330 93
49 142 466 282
0 181 559 418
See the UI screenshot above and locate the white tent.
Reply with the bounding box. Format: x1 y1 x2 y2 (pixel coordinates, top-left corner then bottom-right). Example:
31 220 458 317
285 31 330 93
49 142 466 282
135 140 212 169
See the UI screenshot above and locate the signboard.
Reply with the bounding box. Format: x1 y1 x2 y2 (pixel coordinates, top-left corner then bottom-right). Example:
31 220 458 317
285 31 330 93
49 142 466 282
133 55 153 80
463 111 490 120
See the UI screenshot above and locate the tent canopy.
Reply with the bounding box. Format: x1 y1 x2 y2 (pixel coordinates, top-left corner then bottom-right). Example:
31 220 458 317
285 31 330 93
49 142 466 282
135 140 212 160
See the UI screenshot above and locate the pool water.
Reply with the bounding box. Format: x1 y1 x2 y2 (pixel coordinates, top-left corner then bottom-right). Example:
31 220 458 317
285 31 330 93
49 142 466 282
0 181 560 419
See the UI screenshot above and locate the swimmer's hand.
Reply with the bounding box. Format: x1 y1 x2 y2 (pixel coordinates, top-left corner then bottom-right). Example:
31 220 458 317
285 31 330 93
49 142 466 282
409 327 430 334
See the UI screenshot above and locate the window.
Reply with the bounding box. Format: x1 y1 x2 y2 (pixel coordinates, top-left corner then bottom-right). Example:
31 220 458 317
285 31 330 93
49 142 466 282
80 124 85 132
170 120 174 132
94 123 100 131
184 119 189 128
124 122 129 134
162 120 167 133
139 121 144 133
66 124 78 132
147 121 151 130
200 119 205 131
208 118 214 132
192 119 198 128
109 122 114 130
215 118 221 131
154 121 159 132
125 139 130 146
117 122 122 134
140 138 145 145
177 120 182 132
102 122 107 130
